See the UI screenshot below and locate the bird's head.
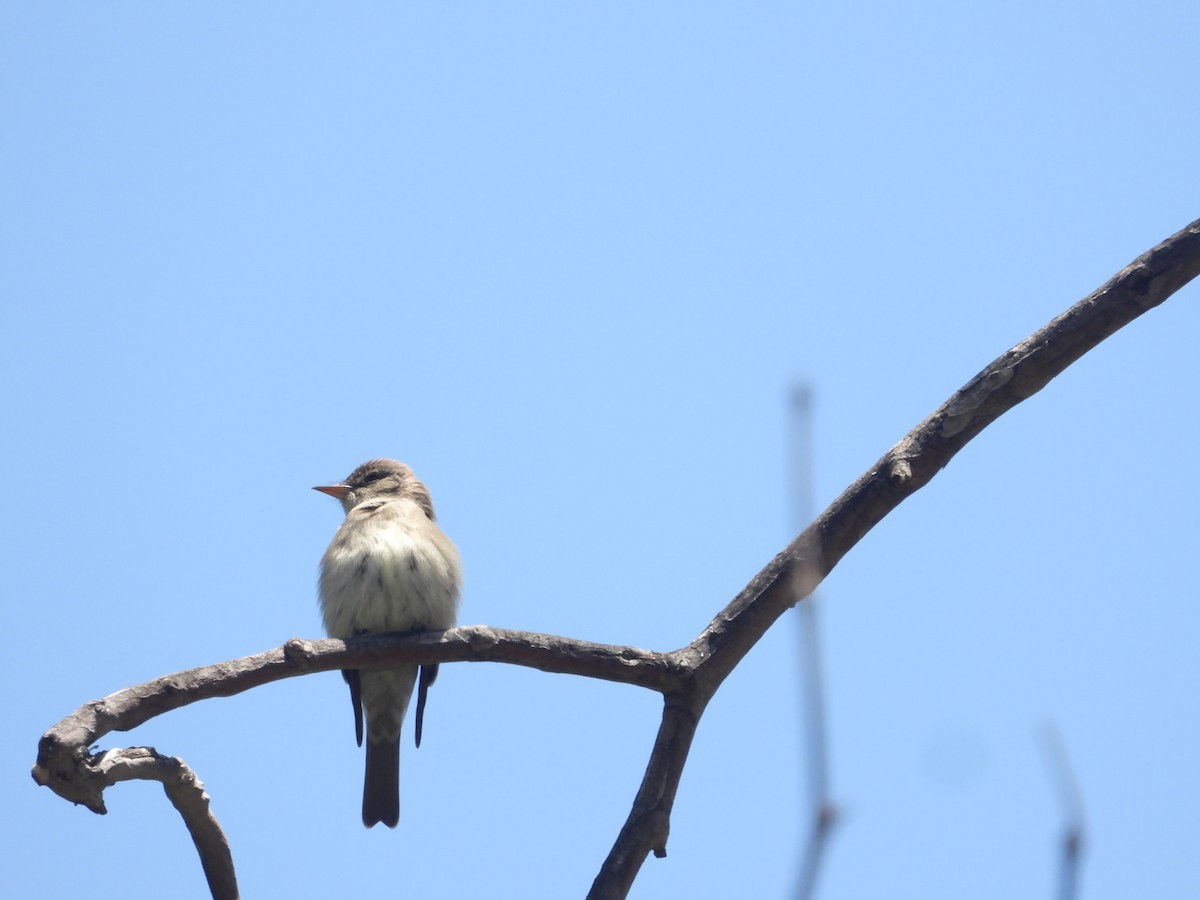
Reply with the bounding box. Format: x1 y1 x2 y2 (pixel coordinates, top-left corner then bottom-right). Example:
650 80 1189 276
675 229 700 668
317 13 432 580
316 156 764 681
313 458 436 519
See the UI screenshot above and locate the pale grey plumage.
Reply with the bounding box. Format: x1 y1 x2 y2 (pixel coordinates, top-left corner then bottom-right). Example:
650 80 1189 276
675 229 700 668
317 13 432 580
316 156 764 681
315 459 461 828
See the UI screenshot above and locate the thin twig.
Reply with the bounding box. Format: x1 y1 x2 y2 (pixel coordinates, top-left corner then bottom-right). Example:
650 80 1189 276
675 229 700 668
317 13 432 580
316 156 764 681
792 383 839 900
1039 724 1087 900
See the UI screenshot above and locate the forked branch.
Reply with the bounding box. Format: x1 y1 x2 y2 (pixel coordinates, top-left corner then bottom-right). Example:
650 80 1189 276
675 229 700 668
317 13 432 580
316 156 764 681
33 219 1200 900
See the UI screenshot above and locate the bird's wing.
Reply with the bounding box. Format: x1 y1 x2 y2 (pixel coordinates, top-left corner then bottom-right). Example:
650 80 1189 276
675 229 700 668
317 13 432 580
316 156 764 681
414 663 439 748
342 668 364 746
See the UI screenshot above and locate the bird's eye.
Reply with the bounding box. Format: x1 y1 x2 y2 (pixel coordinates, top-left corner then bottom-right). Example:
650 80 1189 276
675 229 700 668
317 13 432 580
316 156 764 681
358 470 385 486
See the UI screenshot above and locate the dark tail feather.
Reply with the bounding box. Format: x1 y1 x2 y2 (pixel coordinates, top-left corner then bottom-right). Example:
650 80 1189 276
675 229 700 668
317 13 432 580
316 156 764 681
415 664 438 748
342 669 364 746
362 738 400 828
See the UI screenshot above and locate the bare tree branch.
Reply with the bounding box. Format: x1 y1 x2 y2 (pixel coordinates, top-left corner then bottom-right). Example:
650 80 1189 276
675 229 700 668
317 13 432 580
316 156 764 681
95 748 237 900
32 218 1200 900
32 630 681 900
33 629 680 812
586 216 1200 896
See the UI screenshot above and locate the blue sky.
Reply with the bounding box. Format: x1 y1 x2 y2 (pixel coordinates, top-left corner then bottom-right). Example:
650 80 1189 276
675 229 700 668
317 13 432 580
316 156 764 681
4 3 1198 898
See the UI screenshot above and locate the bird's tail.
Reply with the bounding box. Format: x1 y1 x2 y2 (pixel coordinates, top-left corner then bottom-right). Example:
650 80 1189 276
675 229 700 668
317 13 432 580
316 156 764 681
363 737 401 828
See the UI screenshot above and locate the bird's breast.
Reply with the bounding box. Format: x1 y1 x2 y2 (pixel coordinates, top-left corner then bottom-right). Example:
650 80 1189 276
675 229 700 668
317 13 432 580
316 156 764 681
318 507 461 638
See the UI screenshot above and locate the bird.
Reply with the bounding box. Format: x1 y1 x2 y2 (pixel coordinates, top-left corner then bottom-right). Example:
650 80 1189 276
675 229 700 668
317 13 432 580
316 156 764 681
314 459 462 828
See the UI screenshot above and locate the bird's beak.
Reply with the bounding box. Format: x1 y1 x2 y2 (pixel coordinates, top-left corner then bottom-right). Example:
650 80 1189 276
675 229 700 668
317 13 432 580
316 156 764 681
313 484 351 499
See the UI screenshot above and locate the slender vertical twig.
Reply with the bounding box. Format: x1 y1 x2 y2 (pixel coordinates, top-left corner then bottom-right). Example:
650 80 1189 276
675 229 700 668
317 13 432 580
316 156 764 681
791 384 838 900
1038 723 1087 900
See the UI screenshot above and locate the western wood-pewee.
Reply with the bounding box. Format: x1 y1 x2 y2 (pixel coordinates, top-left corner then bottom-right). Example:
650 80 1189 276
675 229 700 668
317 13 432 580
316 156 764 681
315 459 462 828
